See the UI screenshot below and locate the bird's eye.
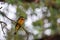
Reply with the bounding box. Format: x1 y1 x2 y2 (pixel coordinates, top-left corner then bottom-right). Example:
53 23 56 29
21 19 24 20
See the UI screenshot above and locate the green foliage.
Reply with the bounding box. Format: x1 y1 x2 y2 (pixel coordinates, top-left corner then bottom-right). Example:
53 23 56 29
22 3 29 10
6 28 14 40
16 7 27 19
32 19 43 27
14 35 24 40
5 0 15 4
56 0 60 5
48 7 57 32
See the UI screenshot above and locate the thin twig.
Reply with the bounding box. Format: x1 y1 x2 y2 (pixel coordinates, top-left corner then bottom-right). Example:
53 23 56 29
22 27 29 40
22 27 34 40
0 21 7 34
1 23 5 34
0 21 7 25
0 7 2 9
0 11 16 23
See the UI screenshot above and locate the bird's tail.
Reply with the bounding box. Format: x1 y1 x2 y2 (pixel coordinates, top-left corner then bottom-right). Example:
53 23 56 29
14 32 17 35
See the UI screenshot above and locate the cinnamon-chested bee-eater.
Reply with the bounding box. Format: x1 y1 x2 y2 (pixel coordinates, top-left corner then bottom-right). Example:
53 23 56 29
14 16 25 35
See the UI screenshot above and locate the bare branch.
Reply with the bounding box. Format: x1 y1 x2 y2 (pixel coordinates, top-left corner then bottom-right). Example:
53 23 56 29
1 23 5 34
22 27 34 40
0 21 7 34
0 21 7 26
0 7 2 9
0 11 16 23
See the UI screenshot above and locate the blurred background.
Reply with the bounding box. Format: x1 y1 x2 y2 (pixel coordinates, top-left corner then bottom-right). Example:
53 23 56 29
0 0 60 40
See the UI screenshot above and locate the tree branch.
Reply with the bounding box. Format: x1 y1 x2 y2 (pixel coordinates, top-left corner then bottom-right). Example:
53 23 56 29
22 27 34 40
0 21 7 34
0 11 16 23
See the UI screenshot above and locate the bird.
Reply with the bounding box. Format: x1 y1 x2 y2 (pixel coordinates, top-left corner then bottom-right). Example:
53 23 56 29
14 16 25 35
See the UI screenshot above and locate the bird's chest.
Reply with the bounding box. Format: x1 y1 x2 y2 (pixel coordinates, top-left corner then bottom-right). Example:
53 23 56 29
18 20 24 25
